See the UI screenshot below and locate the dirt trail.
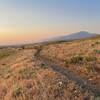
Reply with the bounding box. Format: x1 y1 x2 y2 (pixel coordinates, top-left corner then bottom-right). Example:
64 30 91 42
35 48 100 96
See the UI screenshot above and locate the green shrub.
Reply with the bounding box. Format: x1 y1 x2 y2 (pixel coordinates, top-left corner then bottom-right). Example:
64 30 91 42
85 56 97 62
40 63 48 69
65 59 70 64
12 85 23 98
94 49 100 54
67 55 84 64
65 55 97 65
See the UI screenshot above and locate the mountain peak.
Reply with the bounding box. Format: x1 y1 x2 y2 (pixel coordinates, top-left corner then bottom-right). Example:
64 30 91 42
73 31 93 35
78 31 89 33
46 31 97 42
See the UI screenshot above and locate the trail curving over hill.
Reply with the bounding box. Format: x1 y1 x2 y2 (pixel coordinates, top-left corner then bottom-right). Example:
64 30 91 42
35 47 100 96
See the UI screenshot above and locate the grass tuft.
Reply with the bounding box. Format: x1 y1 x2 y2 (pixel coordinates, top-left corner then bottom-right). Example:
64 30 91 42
65 55 97 64
18 67 36 79
12 85 23 98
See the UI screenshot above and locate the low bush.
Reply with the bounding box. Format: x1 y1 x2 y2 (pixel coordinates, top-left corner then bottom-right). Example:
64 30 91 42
70 55 84 64
94 49 100 54
65 55 97 65
65 55 84 64
40 62 48 69
12 85 23 98
85 56 97 62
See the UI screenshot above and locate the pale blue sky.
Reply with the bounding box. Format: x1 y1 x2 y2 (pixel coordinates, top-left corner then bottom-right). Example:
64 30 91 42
0 0 100 45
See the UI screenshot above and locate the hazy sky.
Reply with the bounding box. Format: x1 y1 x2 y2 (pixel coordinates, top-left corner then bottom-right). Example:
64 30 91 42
0 0 100 45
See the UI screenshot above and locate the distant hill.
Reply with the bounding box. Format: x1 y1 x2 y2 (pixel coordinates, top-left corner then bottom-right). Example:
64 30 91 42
45 31 98 42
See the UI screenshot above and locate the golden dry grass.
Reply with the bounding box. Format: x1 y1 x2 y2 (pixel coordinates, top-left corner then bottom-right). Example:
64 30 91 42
41 36 100 86
0 36 100 100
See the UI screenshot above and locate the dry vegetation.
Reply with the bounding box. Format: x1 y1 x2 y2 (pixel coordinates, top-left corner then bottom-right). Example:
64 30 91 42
41 36 100 87
0 48 89 100
0 36 100 100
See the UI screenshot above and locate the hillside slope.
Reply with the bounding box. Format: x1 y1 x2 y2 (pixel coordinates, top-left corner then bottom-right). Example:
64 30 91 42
41 36 100 87
0 36 100 100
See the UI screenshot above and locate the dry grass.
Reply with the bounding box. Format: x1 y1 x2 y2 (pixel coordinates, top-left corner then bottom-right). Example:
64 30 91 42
18 67 36 79
41 36 100 86
0 48 16 60
0 36 100 100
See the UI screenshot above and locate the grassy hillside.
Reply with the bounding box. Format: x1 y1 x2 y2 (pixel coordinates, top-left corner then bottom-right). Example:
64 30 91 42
41 35 100 86
0 36 100 100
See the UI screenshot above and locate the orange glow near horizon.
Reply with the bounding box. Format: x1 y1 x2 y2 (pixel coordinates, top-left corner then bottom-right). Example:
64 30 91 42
0 0 100 45
0 25 100 45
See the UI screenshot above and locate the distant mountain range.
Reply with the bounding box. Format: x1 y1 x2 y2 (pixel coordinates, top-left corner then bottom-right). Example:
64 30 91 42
45 31 99 42
0 31 99 47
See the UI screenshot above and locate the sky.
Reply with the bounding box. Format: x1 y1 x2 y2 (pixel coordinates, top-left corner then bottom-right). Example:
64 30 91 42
0 0 100 45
